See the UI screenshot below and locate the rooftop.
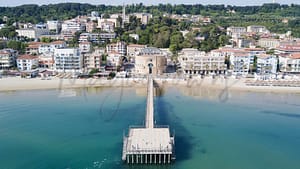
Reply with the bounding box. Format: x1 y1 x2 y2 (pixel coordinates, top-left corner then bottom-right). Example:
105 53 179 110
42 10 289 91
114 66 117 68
289 53 300 59
17 55 38 60
126 128 172 154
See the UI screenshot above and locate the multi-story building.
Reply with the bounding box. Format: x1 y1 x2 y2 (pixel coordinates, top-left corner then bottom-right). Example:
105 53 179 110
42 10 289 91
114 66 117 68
38 53 54 69
275 44 300 54
229 51 253 75
90 11 100 21
61 20 85 33
16 28 49 39
83 48 104 71
86 21 97 33
79 33 116 43
79 42 91 53
135 47 166 75
54 48 82 72
132 13 153 25
98 20 115 32
47 20 62 33
106 41 127 56
38 41 67 54
256 54 278 74
127 44 146 58
258 38 280 49
226 26 247 38
178 48 227 75
279 53 300 73
107 52 122 67
247 25 269 34
26 42 44 55
17 55 39 71
0 49 18 69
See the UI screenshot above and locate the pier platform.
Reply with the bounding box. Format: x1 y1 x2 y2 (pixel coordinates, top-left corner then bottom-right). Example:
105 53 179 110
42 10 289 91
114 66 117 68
122 76 174 164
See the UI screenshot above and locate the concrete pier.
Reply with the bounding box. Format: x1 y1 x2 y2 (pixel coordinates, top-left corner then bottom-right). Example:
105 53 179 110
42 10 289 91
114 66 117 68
122 75 175 164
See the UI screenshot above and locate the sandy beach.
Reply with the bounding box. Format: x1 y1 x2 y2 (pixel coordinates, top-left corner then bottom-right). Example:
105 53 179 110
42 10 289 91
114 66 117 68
1 76 300 93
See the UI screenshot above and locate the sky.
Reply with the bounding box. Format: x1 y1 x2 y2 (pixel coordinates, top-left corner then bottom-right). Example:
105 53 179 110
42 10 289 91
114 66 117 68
0 0 299 7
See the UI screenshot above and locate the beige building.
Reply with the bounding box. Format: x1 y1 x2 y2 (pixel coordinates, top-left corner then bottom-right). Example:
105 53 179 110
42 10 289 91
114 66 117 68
106 41 127 56
258 38 280 49
0 49 18 69
178 48 227 75
83 48 104 71
133 13 153 25
127 44 146 59
279 53 300 73
135 47 166 75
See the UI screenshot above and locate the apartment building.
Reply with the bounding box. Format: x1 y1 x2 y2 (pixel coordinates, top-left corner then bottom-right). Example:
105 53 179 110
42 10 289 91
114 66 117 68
0 49 18 69
54 48 82 72
178 48 227 75
17 55 39 71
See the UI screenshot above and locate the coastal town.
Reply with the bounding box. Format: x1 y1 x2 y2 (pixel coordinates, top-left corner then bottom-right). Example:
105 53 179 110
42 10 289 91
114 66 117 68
1 4 300 90
1 2 300 169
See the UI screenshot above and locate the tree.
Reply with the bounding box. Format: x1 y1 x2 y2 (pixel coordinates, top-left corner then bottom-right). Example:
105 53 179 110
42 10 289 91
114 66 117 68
169 32 184 54
41 37 52 43
7 40 27 54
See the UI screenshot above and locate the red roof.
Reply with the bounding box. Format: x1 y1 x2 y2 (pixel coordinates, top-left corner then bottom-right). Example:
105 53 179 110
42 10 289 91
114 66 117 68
17 55 38 60
289 53 300 59
51 41 65 45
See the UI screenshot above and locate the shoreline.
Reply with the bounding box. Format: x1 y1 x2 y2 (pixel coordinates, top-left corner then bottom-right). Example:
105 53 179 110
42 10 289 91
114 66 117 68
1 77 300 94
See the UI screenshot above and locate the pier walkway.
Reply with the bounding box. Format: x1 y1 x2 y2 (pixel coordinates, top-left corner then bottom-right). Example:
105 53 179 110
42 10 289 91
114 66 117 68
145 75 154 129
122 75 174 164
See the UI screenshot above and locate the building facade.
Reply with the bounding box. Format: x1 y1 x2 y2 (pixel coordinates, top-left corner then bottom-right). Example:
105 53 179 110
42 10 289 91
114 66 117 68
279 53 300 73
256 54 278 74
54 48 82 72
135 47 166 75
17 55 39 71
178 48 227 75
0 49 18 69
83 48 103 71
106 41 127 56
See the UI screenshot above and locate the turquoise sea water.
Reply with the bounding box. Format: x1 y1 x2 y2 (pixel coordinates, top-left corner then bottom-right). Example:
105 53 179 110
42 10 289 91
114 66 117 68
0 87 300 169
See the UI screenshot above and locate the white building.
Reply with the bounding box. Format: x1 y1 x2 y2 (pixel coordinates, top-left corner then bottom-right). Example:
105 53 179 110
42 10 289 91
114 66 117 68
127 44 146 58
226 27 247 38
54 48 82 72
47 20 62 33
106 41 127 56
91 11 100 21
79 33 116 43
0 49 18 69
178 48 227 75
61 20 85 33
275 44 300 54
279 53 300 73
229 51 253 75
98 19 116 32
107 52 122 67
258 38 280 49
38 41 67 54
16 28 49 39
79 42 91 53
17 55 39 71
256 54 278 74
247 25 269 34
129 34 139 41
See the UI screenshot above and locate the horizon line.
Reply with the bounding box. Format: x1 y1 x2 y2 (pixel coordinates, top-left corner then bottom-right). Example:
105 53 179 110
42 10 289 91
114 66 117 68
0 2 299 8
